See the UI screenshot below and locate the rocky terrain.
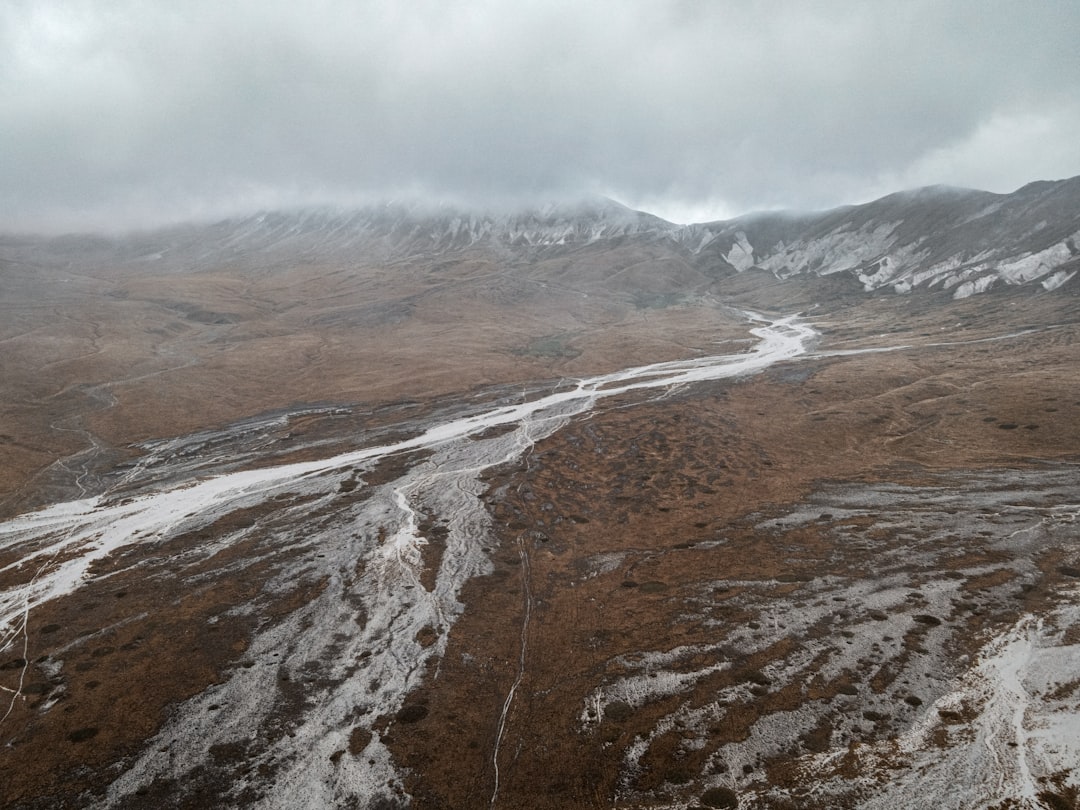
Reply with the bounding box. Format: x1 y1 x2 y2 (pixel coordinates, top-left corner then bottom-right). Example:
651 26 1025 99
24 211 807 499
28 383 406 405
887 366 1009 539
1 179 1079 809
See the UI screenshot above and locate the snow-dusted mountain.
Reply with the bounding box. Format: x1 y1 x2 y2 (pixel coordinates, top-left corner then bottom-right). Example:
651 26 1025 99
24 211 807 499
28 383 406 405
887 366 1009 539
684 176 1080 298
4 176 1078 298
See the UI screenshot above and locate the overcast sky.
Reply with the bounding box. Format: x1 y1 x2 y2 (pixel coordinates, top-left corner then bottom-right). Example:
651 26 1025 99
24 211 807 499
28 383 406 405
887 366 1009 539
3 0 1080 232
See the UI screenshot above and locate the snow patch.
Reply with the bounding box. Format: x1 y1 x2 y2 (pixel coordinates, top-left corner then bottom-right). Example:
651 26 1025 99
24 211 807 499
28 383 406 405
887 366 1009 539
851 598 1080 809
996 238 1077 284
724 232 756 272
1042 269 1077 292
953 274 997 299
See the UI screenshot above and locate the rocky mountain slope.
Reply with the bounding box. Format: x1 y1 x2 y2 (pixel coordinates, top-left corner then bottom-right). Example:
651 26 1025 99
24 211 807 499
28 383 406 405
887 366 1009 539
687 177 1080 298
5 176 1079 300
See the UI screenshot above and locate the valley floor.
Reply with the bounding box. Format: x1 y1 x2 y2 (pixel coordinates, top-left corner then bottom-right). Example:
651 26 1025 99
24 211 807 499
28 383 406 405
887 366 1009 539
2 287 1080 809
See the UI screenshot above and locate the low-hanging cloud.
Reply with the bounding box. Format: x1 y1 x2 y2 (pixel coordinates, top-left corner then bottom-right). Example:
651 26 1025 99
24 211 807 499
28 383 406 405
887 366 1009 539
2 0 1079 231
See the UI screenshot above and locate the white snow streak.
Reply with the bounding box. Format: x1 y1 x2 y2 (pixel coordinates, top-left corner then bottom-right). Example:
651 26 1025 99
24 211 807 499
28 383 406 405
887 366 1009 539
0 312 817 808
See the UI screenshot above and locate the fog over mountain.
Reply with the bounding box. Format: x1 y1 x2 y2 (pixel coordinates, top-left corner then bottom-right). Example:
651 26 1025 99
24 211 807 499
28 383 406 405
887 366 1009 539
3 1 1079 230
9 175 1079 299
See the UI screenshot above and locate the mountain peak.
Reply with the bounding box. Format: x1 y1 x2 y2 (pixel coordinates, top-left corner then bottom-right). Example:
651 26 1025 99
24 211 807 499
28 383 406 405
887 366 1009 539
8 175 1078 300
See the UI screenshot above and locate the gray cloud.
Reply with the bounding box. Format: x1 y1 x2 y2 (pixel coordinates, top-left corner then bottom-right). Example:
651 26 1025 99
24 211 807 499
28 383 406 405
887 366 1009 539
2 0 1079 231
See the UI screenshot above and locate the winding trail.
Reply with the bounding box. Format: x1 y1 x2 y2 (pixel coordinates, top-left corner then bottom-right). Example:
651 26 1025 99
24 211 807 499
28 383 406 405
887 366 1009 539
490 535 533 809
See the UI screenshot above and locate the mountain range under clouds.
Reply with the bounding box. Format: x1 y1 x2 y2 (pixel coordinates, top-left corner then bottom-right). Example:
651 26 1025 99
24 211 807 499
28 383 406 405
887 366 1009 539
3 1 1080 231
9 174 1079 301
1 167 1080 808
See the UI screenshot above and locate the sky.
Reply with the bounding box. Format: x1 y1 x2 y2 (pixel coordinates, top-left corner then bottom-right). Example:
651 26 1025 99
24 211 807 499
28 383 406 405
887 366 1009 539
3 0 1080 232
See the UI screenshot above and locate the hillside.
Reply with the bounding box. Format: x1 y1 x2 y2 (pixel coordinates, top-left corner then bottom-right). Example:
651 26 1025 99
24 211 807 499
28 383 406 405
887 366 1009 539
1 178 1079 809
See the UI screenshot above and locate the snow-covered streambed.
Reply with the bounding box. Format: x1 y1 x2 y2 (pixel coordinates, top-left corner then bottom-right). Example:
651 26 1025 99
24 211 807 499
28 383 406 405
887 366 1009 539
0 313 816 807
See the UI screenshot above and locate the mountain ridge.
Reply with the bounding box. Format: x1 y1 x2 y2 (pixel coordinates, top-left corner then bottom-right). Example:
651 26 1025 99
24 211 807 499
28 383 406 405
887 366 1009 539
4 176 1079 299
